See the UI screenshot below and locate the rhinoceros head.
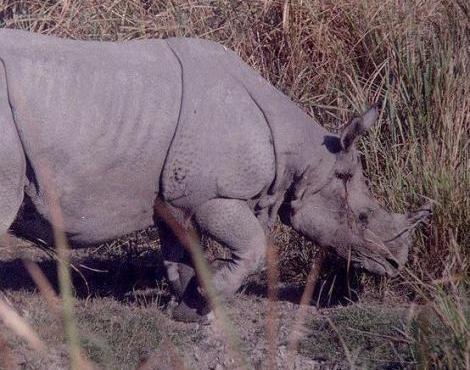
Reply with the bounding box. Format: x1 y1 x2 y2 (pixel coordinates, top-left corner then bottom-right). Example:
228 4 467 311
289 106 431 276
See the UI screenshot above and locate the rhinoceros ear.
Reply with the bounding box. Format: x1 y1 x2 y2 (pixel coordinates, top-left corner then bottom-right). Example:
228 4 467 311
340 105 379 152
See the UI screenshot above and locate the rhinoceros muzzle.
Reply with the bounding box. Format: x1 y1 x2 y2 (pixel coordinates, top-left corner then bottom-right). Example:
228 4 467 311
290 196 432 277
356 203 432 276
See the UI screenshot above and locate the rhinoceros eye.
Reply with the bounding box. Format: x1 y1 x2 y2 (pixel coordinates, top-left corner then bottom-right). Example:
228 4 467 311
358 212 368 224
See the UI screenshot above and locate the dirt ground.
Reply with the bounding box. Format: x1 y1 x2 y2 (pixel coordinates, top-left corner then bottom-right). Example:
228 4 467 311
0 234 420 369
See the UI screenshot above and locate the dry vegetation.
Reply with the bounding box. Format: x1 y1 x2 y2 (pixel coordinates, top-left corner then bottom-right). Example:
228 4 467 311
0 0 468 369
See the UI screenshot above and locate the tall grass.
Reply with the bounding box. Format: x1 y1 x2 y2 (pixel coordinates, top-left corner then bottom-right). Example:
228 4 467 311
0 0 467 277
410 273 469 369
0 0 468 368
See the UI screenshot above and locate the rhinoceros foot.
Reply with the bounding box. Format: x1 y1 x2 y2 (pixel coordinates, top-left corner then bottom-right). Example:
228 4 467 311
172 277 211 323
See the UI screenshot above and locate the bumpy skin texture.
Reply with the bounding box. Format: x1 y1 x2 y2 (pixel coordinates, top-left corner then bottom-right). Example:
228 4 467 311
162 39 276 208
0 30 430 322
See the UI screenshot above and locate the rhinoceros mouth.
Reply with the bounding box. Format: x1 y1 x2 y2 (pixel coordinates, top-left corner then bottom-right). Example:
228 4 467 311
352 250 400 276
347 228 402 276
354 204 432 276
351 254 398 276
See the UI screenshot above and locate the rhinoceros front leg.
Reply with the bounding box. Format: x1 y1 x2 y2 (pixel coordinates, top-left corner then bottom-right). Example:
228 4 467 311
194 198 267 297
167 198 267 322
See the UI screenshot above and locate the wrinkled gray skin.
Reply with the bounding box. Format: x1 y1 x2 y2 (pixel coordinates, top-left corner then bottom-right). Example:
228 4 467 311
0 29 430 322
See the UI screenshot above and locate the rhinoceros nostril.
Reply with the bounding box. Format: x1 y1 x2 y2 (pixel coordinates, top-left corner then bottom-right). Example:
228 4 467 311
386 257 399 270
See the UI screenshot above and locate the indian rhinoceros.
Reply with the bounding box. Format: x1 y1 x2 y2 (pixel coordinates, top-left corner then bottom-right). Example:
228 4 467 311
0 29 430 322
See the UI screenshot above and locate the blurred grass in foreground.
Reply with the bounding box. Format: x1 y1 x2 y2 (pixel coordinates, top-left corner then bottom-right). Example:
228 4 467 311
0 0 468 368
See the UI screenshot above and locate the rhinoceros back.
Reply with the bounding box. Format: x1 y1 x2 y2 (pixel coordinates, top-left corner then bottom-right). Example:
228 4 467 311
0 29 181 243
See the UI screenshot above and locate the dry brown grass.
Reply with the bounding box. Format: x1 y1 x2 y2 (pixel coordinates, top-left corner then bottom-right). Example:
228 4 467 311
1 0 467 279
0 0 468 368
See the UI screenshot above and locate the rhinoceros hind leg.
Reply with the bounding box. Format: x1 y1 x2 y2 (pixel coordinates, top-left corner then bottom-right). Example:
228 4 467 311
194 198 267 297
157 208 211 323
0 61 26 235
157 211 195 299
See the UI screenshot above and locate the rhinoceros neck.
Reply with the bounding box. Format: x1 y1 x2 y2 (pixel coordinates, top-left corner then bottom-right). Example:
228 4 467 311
282 116 334 176
224 52 336 191
244 88 336 195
